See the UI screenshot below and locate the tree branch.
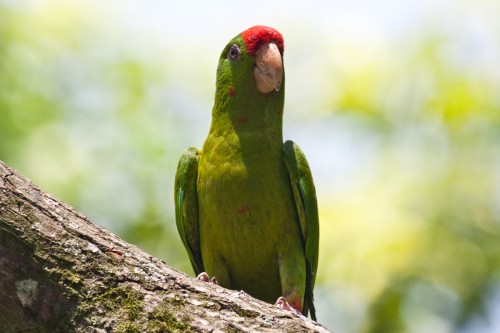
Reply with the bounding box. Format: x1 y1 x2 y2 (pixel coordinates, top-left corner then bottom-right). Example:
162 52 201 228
0 160 330 332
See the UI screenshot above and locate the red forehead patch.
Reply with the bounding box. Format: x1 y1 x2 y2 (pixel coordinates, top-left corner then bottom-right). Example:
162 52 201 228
241 25 284 56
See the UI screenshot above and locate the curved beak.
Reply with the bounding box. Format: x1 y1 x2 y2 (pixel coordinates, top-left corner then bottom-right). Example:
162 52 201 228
253 42 283 93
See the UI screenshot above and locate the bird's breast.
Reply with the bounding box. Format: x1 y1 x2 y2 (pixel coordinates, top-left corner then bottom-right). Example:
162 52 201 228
197 131 295 233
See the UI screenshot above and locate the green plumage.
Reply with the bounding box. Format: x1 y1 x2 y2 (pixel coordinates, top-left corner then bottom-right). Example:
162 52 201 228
174 26 319 320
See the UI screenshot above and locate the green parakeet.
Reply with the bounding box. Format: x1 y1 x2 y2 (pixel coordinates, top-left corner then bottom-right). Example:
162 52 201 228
174 25 319 321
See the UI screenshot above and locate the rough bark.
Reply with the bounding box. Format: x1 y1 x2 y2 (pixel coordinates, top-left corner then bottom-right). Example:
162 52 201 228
0 160 330 333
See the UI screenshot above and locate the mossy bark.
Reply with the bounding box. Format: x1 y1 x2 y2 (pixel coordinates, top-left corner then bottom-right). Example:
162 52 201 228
0 161 330 333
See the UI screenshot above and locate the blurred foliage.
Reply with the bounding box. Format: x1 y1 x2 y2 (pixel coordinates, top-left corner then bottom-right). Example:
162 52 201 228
0 1 190 270
1 1 500 333
317 10 500 332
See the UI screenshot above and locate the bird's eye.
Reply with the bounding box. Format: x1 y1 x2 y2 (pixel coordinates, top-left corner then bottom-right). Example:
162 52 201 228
227 44 240 62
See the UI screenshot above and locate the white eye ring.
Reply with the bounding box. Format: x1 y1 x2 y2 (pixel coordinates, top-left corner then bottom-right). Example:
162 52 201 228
228 44 240 62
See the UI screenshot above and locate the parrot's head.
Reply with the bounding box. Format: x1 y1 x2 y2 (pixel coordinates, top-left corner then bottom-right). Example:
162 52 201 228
213 26 285 124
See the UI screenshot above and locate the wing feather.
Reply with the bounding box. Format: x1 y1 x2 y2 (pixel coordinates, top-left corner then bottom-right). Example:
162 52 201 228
174 147 204 275
283 140 319 321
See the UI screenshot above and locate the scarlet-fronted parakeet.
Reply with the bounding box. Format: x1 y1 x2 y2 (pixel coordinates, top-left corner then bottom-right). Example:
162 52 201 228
174 25 319 320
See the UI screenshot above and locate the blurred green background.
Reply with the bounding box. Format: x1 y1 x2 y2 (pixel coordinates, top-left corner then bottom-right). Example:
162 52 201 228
1 1 500 332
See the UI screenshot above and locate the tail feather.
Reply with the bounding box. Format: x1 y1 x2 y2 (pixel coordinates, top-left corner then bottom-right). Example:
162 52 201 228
304 262 317 321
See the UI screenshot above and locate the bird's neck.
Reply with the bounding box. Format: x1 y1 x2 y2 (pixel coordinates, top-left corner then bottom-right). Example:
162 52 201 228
203 100 284 162
212 98 283 138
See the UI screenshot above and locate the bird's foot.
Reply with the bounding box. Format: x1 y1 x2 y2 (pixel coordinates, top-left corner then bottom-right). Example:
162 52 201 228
197 272 218 284
274 296 303 317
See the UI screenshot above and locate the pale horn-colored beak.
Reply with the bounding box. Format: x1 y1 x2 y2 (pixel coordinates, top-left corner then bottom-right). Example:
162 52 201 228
253 42 283 93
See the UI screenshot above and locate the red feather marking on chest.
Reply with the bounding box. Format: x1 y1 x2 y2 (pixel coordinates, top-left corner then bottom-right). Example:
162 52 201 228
241 25 284 56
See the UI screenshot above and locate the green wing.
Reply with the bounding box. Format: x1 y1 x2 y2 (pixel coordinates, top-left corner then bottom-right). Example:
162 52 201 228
174 147 204 275
283 140 319 321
